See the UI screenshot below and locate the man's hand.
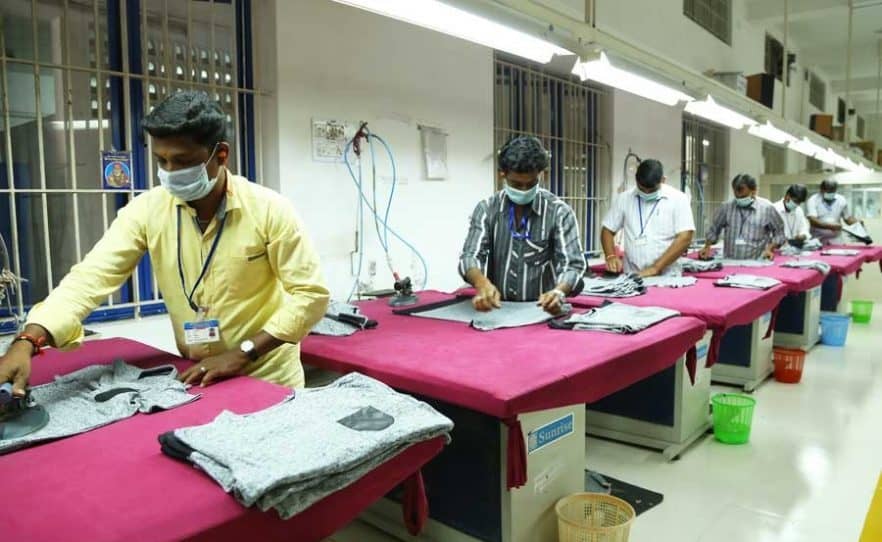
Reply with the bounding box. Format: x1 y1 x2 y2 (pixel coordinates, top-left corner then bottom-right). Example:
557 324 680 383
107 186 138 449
0 340 34 397
698 247 714 260
537 290 565 315
762 247 776 260
472 281 501 312
638 265 659 278
179 349 250 387
605 255 623 274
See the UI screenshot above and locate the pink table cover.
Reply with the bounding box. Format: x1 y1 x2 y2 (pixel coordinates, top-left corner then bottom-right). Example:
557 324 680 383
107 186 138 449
301 291 706 489
571 279 787 368
1 338 443 542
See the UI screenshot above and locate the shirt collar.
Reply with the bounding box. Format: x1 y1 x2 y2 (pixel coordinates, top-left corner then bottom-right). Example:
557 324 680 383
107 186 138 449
174 167 242 218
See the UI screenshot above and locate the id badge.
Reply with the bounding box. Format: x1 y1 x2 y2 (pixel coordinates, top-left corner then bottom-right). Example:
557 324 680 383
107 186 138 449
632 236 649 247
735 238 748 246
184 319 221 345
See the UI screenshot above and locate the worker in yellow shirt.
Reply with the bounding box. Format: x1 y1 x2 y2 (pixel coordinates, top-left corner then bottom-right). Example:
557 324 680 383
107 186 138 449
0 91 329 393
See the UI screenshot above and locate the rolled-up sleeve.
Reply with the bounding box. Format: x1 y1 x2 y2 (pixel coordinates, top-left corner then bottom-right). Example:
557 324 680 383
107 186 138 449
766 206 787 246
262 199 330 344
554 205 586 290
458 201 490 280
705 205 728 244
26 195 149 350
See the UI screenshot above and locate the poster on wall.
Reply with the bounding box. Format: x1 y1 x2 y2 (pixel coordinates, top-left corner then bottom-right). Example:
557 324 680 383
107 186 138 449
101 150 133 190
419 124 448 180
312 119 358 162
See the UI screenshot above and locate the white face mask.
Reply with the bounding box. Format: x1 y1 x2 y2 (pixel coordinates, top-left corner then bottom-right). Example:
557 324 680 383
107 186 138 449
157 146 220 201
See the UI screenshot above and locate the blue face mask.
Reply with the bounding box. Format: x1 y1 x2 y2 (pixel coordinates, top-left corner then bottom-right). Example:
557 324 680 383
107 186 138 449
158 146 220 202
823 192 836 202
504 183 539 206
784 199 798 212
637 189 661 202
735 196 754 208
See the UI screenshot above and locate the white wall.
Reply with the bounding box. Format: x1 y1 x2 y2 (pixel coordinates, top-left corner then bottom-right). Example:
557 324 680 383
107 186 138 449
262 0 494 297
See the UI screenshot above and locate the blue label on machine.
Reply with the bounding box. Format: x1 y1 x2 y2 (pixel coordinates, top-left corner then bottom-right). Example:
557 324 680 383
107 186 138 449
528 413 574 454
696 344 709 361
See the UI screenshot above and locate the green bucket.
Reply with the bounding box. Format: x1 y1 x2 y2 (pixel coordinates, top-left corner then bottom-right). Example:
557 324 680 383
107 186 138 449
712 394 756 445
852 300 874 324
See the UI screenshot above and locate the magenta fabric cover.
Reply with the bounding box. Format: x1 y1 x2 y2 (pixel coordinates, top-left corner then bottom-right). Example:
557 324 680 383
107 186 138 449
2 338 443 542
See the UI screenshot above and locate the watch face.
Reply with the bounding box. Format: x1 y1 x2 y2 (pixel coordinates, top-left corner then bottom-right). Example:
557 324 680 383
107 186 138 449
241 340 255 352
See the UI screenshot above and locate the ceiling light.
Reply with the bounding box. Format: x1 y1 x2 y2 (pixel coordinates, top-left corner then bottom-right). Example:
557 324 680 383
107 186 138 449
747 121 796 145
573 52 693 106
330 0 572 64
685 96 757 129
788 137 826 158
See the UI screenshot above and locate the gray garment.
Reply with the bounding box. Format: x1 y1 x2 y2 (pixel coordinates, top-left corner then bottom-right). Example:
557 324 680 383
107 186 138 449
781 259 831 275
458 189 586 301
173 373 453 519
641 276 697 288
719 258 775 268
564 303 680 334
580 275 646 298
821 248 861 256
679 258 723 273
310 301 370 337
706 199 786 260
714 274 781 290
410 298 560 331
0 361 198 454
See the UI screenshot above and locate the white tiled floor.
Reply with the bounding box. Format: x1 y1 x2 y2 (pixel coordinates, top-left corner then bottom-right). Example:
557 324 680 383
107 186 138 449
94 314 882 542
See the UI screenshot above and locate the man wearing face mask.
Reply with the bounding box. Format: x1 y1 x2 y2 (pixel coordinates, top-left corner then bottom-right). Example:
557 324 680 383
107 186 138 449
806 179 861 244
699 174 785 260
773 184 810 243
601 159 695 277
0 91 329 397
458 136 586 314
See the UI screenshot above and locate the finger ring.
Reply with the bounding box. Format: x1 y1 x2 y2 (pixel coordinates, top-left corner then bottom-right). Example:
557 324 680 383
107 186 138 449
199 366 207 373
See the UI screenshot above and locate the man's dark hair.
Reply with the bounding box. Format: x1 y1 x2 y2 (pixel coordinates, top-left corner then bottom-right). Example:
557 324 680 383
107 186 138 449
731 173 757 191
786 184 808 204
635 159 664 189
498 136 550 173
142 90 228 150
820 179 838 192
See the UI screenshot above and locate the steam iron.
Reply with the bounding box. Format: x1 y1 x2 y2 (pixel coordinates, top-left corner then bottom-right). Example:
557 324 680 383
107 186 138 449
0 382 49 440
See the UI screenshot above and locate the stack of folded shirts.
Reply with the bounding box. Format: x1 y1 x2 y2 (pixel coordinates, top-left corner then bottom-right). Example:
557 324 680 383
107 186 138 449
555 303 680 334
580 274 646 298
802 238 823 251
159 373 453 519
781 260 831 275
714 274 781 290
679 258 723 272
310 301 377 337
641 276 698 288
821 248 861 256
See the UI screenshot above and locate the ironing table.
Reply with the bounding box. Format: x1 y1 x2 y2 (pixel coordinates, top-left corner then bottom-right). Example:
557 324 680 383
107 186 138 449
571 279 786 456
300 291 707 542
813 246 876 313
0 338 444 542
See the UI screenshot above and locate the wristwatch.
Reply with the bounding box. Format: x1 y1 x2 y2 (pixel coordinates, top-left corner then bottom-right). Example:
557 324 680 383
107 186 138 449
239 339 259 362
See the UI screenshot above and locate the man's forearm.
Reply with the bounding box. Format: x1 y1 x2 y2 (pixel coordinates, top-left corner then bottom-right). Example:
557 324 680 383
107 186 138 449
601 228 616 259
19 324 54 348
465 268 491 288
250 330 285 358
809 217 840 231
651 232 693 273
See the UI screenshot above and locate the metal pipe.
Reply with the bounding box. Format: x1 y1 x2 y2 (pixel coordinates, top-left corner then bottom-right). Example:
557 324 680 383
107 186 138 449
845 0 853 146
782 0 788 119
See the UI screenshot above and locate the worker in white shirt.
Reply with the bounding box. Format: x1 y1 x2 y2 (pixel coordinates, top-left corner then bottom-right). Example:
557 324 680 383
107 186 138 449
773 184 810 243
806 179 861 244
601 159 695 277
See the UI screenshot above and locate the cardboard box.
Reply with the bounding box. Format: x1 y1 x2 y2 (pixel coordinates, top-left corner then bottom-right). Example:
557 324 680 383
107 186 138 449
851 141 876 161
811 114 834 138
747 73 774 108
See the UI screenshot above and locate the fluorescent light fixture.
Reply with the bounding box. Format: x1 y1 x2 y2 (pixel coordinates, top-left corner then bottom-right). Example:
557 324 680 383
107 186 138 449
702 139 710 147
788 137 826 158
684 96 757 129
573 52 692 106
49 120 110 131
747 121 796 145
814 147 840 167
330 0 572 64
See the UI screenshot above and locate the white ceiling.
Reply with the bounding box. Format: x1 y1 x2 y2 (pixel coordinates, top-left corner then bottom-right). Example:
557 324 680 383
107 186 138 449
747 0 882 115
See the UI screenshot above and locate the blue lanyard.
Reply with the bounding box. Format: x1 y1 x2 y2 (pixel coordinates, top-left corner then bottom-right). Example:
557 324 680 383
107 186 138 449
508 205 530 240
636 197 661 237
177 207 227 313
737 207 753 238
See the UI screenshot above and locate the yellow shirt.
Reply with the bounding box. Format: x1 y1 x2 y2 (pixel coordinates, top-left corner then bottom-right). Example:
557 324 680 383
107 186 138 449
27 170 329 388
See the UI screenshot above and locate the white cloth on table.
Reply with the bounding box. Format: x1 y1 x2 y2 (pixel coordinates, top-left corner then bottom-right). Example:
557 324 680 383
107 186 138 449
641 276 697 288
781 259 831 275
580 274 646 298
563 303 680 334
714 274 781 290
679 258 723 273
719 259 775 268
310 301 373 337
821 248 860 256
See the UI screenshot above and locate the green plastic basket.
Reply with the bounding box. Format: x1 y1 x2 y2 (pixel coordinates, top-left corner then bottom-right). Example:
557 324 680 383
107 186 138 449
712 394 756 445
852 300 874 324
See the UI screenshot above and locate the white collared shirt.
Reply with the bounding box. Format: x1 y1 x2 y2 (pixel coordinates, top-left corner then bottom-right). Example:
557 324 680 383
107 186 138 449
807 193 852 242
773 199 810 239
602 184 695 275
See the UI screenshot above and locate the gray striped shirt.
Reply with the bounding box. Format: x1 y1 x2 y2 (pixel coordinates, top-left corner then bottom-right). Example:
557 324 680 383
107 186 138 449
458 189 586 301
706 198 786 259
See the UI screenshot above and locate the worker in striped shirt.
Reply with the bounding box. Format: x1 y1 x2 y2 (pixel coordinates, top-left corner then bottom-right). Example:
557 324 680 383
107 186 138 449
458 136 586 314
699 174 786 260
